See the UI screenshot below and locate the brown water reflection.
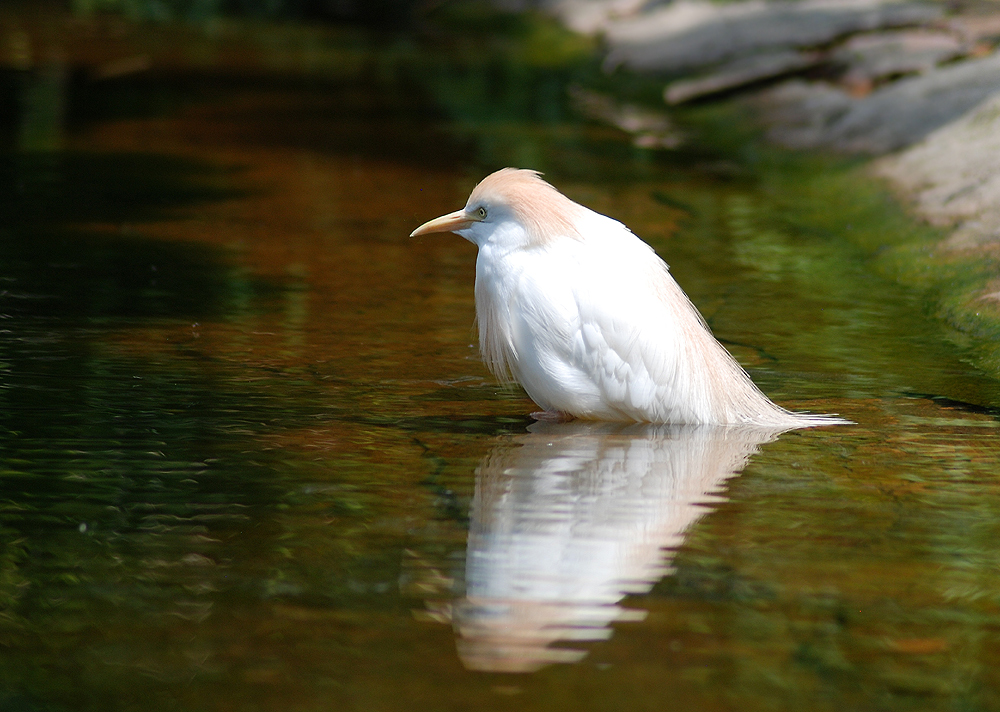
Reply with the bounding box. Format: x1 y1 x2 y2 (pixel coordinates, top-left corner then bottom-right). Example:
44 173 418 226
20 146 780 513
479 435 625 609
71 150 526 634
3 4 1000 712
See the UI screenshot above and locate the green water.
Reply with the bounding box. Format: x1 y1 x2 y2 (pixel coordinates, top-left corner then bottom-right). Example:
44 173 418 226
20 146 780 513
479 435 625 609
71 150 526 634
2 5 1000 711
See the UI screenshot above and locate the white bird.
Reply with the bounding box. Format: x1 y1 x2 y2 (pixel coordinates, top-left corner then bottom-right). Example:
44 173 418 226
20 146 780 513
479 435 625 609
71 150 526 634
411 168 843 427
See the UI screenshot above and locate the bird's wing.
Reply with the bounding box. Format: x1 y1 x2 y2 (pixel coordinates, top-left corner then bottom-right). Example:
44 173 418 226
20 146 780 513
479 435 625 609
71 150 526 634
505 233 683 420
511 231 767 423
506 251 608 415
572 255 713 422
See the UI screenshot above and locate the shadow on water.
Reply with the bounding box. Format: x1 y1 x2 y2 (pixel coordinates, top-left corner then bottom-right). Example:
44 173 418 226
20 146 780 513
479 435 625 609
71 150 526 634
0 143 266 321
0 62 327 709
0 227 245 320
0 145 298 451
65 68 472 168
0 152 242 226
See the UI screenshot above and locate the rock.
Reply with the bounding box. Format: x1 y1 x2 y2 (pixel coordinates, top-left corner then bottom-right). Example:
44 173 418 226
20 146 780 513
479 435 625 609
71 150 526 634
873 90 1000 367
602 0 942 74
833 29 968 93
874 91 1000 247
540 0 649 35
948 12 1000 45
759 50 1000 153
664 49 821 104
753 80 857 148
568 85 684 148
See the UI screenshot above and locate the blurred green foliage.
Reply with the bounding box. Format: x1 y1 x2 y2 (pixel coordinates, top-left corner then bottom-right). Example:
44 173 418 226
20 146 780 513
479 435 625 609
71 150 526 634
70 0 423 24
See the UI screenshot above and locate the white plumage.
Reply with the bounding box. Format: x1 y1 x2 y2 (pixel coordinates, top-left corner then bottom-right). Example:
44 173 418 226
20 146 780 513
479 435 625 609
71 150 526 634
411 168 843 427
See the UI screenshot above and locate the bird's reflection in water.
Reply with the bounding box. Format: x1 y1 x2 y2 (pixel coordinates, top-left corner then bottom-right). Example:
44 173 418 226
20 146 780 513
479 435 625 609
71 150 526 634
416 421 788 673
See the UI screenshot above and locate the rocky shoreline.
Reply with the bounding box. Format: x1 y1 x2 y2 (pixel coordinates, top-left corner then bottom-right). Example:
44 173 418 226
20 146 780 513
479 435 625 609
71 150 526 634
522 0 1000 377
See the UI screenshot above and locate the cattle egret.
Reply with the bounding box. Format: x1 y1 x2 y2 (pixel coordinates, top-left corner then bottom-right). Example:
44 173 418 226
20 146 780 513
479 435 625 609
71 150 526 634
411 168 844 426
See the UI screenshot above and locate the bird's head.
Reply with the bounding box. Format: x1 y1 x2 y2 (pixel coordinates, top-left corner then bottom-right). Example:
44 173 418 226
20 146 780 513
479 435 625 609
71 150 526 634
410 168 584 250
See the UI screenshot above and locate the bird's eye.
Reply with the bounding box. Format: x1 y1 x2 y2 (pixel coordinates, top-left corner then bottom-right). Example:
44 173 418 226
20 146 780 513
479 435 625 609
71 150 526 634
477 206 487 219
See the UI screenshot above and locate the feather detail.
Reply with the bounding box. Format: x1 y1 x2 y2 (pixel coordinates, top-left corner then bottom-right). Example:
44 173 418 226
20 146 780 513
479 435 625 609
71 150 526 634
646 262 845 427
468 169 585 247
475 277 518 384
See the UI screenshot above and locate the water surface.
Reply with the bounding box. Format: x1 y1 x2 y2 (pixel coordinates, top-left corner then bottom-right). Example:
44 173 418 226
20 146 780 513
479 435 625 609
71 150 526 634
2 6 1000 711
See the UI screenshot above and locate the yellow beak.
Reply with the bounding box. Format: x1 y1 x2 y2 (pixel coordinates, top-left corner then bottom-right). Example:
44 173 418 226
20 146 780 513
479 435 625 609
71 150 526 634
410 209 478 238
